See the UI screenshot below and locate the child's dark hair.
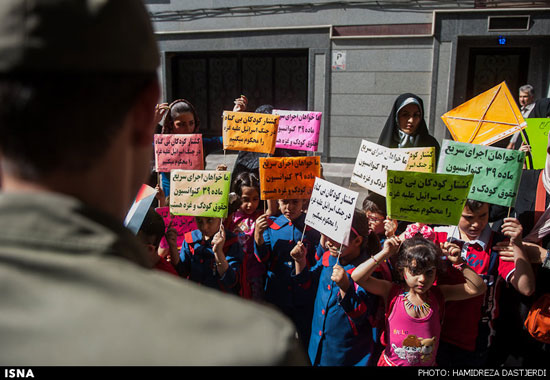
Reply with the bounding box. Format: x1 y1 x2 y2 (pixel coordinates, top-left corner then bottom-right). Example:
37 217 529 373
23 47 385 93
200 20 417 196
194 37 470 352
231 170 260 196
350 209 381 253
362 192 387 216
137 207 166 248
395 236 442 280
255 104 274 114
161 99 200 134
465 199 487 212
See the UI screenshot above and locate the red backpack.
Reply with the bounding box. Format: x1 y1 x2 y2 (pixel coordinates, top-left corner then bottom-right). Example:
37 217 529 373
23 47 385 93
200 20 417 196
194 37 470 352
524 293 550 344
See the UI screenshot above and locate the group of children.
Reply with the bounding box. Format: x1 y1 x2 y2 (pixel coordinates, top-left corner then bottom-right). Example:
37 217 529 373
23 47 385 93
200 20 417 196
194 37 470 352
136 95 548 367
138 166 543 367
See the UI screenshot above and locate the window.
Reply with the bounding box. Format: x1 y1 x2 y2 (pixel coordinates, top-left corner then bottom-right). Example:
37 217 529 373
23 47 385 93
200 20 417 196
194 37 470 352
170 50 309 137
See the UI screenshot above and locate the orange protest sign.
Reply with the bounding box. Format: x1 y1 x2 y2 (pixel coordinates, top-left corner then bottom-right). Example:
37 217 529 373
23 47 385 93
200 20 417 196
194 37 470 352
441 81 526 146
259 156 321 200
222 111 279 154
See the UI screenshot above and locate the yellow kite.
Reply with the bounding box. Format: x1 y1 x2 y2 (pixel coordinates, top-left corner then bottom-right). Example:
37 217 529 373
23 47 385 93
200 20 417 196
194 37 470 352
441 81 526 146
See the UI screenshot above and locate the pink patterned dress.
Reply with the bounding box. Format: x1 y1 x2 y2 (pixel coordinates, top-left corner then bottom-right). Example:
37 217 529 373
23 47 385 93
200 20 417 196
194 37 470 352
379 284 442 366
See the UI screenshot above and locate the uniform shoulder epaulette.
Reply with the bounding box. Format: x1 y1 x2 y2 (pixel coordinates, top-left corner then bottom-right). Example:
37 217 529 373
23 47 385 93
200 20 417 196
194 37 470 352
267 218 282 230
184 230 201 244
184 231 195 244
322 251 331 267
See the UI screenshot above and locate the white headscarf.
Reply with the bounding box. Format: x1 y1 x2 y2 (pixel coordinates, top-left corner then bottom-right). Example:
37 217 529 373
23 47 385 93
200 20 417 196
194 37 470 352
395 97 422 126
396 97 422 148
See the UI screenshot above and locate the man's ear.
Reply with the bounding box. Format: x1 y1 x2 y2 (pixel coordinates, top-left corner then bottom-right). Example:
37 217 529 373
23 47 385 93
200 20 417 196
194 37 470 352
129 79 161 146
145 243 157 256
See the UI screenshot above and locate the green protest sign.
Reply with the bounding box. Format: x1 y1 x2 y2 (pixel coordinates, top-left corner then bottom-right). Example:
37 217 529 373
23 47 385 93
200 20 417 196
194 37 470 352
169 170 231 217
387 170 473 225
437 140 524 208
521 118 550 170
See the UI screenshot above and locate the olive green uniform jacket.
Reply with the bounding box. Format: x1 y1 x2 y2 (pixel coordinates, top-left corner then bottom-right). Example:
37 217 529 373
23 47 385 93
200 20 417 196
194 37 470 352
0 192 307 365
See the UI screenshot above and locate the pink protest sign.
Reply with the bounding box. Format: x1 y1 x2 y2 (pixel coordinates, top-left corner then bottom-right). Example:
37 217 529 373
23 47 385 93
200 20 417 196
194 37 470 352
154 134 204 172
273 110 322 151
155 206 198 249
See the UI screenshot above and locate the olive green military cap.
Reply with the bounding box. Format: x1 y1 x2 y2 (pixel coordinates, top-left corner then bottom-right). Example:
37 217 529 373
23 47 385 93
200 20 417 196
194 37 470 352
0 0 159 73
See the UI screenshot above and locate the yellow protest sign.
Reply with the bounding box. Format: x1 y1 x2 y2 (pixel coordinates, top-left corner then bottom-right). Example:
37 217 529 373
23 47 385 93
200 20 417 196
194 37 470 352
441 81 526 146
259 156 321 200
398 146 435 173
222 111 279 154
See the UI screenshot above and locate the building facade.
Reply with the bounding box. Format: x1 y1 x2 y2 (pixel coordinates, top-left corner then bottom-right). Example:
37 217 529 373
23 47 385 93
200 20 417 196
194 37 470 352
146 0 550 162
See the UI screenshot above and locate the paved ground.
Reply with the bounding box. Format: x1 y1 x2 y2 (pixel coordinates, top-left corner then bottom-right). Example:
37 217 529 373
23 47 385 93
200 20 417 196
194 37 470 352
206 153 370 207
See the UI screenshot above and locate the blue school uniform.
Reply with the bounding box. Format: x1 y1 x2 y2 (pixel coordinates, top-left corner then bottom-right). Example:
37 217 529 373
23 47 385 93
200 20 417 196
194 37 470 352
160 136 223 194
176 228 243 294
254 213 320 345
293 248 381 366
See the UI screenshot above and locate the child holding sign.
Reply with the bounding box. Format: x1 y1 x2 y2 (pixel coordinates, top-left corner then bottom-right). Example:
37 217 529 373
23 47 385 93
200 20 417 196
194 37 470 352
156 96 247 194
431 199 535 367
351 235 487 366
175 218 243 294
224 171 265 301
254 198 321 348
290 210 388 366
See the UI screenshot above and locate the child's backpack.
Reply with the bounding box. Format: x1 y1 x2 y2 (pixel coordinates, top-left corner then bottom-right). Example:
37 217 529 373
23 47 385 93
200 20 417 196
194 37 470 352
524 293 550 344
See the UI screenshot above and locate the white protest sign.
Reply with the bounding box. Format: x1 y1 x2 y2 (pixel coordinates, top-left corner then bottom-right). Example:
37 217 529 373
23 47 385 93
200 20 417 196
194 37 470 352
350 139 409 196
305 177 358 246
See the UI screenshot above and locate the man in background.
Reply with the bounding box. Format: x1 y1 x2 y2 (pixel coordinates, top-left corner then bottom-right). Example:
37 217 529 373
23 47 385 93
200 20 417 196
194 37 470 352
507 84 537 150
519 84 537 117
0 0 305 366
